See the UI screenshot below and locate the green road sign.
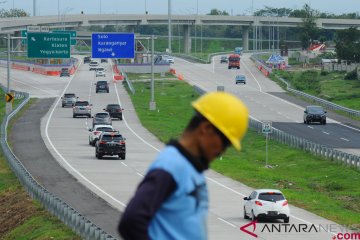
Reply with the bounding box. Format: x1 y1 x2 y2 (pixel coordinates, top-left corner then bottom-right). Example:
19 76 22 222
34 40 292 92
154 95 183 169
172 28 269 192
52 30 76 45
27 32 71 58
21 30 27 45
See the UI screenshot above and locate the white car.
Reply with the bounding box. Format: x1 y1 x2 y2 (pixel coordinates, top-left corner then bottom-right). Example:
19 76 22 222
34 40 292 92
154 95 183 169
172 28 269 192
88 124 115 146
96 70 106 77
89 61 99 70
165 57 175 64
243 189 290 223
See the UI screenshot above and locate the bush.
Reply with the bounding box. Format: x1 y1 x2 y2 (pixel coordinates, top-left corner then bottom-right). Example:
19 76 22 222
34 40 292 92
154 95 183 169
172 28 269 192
344 69 358 80
320 71 328 76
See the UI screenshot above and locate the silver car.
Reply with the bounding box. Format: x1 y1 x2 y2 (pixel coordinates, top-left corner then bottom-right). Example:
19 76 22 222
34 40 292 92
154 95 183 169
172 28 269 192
73 100 92 118
88 124 115 146
92 112 112 127
61 93 78 107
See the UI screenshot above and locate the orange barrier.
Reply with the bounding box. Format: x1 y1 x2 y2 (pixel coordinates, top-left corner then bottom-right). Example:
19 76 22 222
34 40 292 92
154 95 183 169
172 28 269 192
170 68 176 74
114 75 124 81
260 67 269 76
32 67 48 75
177 73 184 80
47 71 60 76
12 63 30 71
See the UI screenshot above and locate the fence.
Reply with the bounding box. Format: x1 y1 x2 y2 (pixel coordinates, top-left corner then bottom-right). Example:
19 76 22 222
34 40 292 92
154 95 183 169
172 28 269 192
0 92 118 240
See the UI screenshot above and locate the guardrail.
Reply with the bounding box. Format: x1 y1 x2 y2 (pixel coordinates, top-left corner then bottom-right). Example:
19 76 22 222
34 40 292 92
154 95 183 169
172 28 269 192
122 72 135 95
0 92 118 240
250 54 360 118
193 85 360 169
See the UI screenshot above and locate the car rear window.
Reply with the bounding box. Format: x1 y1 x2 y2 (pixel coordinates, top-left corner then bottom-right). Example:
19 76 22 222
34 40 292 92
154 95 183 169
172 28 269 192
95 113 109 118
96 127 113 132
102 135 123 141
75 101 89 106
258 192 285 202
97 81 107 85
64 94 75 98
107 104 121 109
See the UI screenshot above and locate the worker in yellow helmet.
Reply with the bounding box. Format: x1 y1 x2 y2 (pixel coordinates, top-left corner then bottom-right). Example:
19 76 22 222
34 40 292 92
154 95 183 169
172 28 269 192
119 92 249 240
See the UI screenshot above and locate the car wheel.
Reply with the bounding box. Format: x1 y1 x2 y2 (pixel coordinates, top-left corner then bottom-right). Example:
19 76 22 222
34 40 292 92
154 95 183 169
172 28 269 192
228 66 231 69
284 217 290 223
62 104 64 107
89 139 92 145
119 117 123 120
96 152 102 159
107 90 109 93
237 67 240 69
119 154 126 160
244 207 249 219
303 120 306 124
251 211 257 221
88 114 91 118
96 90 98 93
323 120 326 125
73 114 76 118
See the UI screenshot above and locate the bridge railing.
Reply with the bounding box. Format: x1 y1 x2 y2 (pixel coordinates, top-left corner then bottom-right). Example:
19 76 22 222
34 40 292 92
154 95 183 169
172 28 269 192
0 90 119 240
193 85 360 169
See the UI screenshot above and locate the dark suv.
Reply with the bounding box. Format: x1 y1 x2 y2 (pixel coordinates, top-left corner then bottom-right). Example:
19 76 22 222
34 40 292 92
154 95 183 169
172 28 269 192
95 81 109 93
303 106 327 125
60 68 70 77
104 104 123 120
84 56 91 64
95 132 126 159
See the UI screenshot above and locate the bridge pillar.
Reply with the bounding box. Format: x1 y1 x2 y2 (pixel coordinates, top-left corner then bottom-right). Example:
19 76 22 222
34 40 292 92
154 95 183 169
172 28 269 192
183 25 191 54
13 31 22 53
242 26 249 51
127 25 135 33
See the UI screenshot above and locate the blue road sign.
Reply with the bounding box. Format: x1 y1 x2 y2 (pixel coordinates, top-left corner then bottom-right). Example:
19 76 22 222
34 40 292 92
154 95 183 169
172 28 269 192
92 33 135 59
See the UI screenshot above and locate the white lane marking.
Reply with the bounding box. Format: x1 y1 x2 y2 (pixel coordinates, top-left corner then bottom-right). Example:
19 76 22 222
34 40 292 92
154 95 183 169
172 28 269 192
45 60 127 208
137 173 144 177
217 217 236 228
308 126 314 129
323 131 330 135
110 61 161 153
121 162 128 167
340 138 350 142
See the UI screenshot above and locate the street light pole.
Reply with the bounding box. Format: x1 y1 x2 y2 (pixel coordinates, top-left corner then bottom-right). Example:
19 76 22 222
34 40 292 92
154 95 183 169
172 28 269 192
168 0 172 53
33 0 36 16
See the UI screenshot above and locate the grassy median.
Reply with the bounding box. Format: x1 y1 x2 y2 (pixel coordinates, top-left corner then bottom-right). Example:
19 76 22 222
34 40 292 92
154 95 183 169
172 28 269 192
0 94 80 239
124 79 360 228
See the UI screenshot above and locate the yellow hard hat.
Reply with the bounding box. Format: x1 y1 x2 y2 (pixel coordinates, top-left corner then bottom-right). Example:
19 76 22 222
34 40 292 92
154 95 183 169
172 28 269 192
192 92 249 151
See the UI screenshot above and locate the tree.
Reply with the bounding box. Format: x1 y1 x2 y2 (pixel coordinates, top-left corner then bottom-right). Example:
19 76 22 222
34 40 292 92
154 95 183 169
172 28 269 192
254 7 292 17
335 27 360 62
208 9 229 16
299 4 319 49
0 8 29 18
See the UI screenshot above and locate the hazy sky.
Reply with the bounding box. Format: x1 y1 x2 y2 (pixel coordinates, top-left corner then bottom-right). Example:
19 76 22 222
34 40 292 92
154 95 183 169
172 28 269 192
3 0 360 16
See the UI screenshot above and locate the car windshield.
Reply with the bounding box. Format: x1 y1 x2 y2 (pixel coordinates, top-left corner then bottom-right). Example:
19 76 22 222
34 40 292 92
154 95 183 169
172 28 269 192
236 75 245 80
64 94 75 98
102 135 123 141
75 101 89 106
229 57 240 62
258 192 285 202
308 107 325 114
95 113 109 118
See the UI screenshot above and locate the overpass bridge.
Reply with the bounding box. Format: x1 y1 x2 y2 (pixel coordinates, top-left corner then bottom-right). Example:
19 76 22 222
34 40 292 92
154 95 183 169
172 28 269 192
2 14 360 53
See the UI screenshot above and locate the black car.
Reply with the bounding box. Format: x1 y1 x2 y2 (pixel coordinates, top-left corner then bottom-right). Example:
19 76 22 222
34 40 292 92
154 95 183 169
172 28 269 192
104 104 123 120
60 68 70 77
101 59 108 63
220 56 228 63
303 106 327 125
84 56 91 64
95 132 126 159
95 81 109 93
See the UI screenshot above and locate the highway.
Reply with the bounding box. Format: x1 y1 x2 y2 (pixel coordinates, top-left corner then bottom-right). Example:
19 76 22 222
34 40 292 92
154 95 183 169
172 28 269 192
2 57 354 239
174 54 360 155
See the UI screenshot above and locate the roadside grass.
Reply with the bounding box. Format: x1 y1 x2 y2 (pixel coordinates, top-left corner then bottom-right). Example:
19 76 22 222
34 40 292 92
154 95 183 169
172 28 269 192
0 93 80 239
126 72 177 81
124 79 360 228
272 69 360 111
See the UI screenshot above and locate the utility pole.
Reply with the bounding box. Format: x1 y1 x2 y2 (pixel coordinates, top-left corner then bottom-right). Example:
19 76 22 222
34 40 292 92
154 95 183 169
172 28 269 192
6 33 12 114
149 35 156 110
33 0 36 16
168 0 172 53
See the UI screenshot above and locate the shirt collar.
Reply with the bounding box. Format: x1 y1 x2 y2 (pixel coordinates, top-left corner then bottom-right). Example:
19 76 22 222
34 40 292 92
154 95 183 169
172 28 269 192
167 140 208 172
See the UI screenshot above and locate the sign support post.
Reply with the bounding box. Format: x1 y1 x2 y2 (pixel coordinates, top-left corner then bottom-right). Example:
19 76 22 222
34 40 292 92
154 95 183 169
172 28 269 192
6 33 12 114
262 121 272 168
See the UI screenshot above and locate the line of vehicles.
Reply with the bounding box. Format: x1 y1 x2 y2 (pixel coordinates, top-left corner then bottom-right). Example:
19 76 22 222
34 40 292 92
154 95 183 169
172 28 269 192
60 57 127 160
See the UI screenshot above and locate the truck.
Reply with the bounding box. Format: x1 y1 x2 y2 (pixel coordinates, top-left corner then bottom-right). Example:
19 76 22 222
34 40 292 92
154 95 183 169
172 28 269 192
228 54 240 69
235 47 243 55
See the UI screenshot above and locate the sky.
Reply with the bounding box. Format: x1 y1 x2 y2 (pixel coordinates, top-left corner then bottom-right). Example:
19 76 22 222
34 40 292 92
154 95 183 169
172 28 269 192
2 0 360 16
